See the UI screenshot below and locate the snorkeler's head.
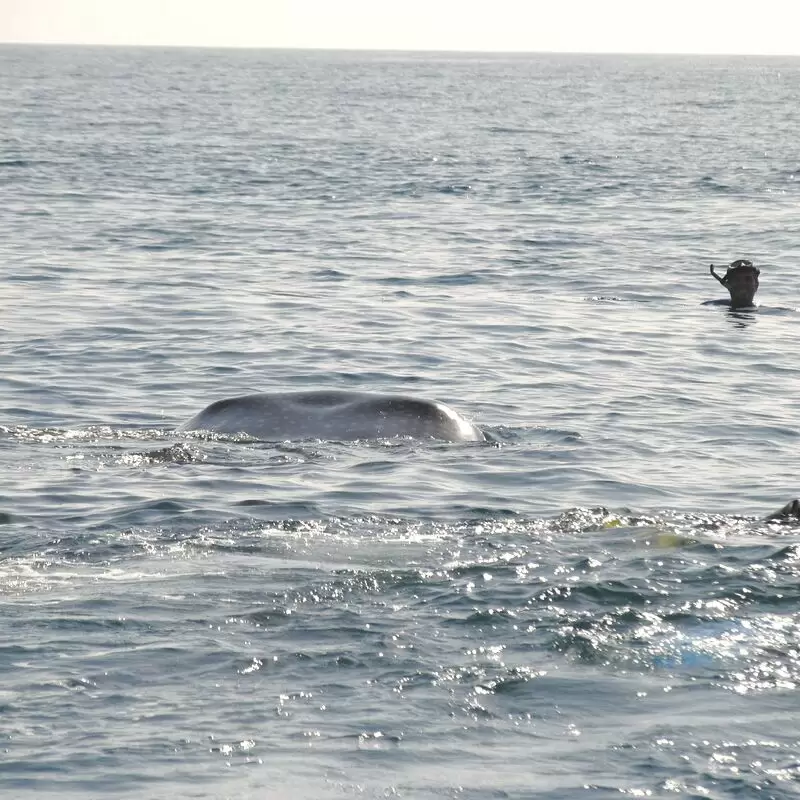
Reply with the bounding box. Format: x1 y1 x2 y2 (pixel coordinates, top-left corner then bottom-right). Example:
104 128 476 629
709 259 760 308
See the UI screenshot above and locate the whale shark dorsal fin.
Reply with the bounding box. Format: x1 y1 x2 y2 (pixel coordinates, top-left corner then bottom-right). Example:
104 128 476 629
765 498 800 521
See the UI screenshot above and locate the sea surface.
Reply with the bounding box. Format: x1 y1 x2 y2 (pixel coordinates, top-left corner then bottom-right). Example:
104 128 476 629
2 45 800 798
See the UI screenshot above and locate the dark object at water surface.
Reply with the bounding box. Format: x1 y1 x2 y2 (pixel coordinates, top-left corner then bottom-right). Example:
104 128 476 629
709 259 760 309
180 390 485 443
765 498 800 521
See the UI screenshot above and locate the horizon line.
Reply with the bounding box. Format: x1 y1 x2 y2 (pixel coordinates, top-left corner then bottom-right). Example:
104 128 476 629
1 41 799 59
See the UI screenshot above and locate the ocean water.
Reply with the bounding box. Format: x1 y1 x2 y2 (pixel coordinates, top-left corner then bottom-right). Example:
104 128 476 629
2 45 800 798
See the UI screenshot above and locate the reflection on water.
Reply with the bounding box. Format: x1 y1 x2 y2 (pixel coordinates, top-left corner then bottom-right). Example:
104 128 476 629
725 307 758 328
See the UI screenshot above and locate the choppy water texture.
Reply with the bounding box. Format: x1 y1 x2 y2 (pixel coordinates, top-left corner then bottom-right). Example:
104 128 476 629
2 46 800 798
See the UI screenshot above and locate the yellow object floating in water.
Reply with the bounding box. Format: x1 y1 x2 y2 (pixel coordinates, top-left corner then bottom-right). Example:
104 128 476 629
654 532 693 548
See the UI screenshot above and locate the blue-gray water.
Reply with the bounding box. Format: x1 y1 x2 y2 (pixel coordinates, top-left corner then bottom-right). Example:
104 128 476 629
2 45 800 798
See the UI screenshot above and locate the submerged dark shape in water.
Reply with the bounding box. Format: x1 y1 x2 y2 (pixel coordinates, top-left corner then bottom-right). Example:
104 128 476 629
180 390 485 443
706 258 760 309
765 498 800 521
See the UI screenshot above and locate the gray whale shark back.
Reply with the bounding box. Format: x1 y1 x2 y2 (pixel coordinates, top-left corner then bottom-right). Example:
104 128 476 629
179 390 485 443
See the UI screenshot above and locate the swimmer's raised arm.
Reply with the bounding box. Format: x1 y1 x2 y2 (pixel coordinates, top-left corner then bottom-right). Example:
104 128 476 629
709 264 727 286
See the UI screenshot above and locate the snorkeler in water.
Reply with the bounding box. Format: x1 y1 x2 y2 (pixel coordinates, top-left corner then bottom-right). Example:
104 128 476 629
707 259 760 309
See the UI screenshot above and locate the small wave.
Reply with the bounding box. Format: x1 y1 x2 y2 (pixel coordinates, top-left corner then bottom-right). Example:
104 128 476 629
0 425 173 444
118 443 205 466
373 271 489 287
696 175 734 192
311 268 349 280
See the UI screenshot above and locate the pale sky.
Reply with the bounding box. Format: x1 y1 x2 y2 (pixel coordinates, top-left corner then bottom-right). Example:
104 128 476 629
2 0 800 55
